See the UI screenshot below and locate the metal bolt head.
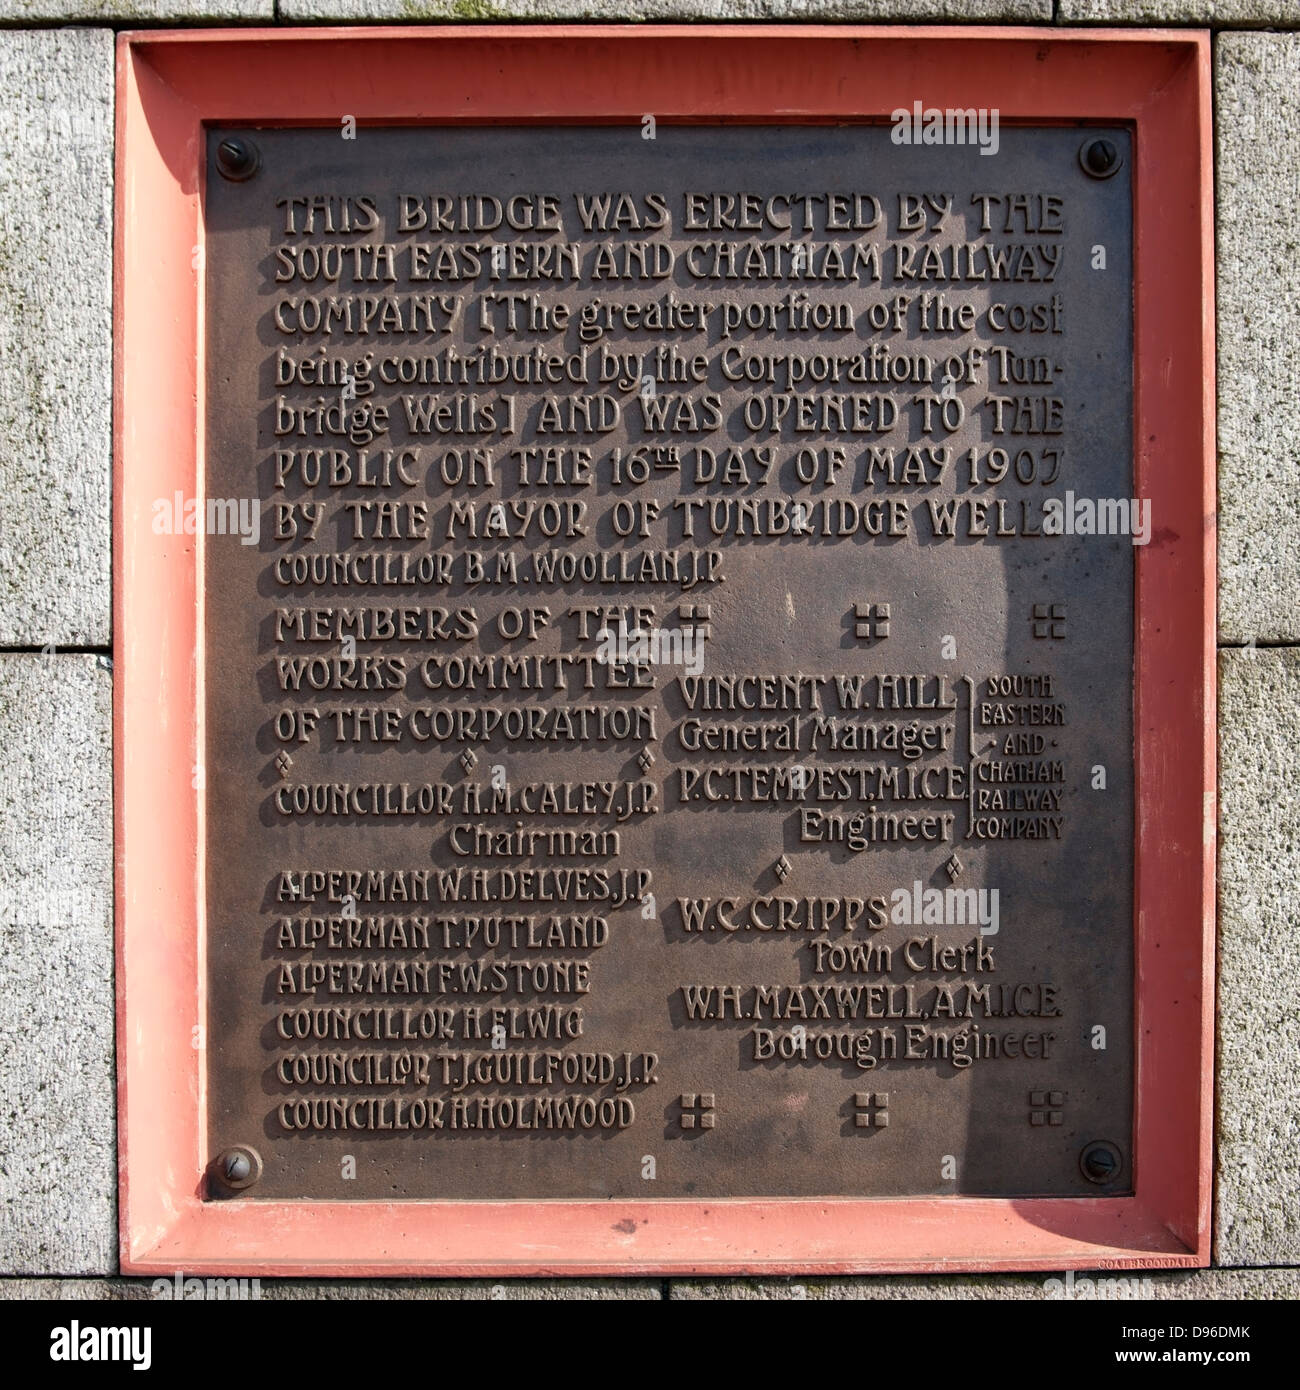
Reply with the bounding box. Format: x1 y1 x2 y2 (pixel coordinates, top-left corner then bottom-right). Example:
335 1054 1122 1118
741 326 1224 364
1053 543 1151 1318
1079 137 1122 181
215 137 260 182
213 1145 262 1191
1079 1140 1123 1184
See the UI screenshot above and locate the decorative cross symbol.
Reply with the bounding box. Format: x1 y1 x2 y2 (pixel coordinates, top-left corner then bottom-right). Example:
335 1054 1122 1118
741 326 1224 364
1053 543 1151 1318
274 751 293 779
459 749 478 774
1031 603 1067 639
677 603 712 639
680 1093 715 1130
854 1092 889 1128
1029 1090 1066 1125
854 602 890 640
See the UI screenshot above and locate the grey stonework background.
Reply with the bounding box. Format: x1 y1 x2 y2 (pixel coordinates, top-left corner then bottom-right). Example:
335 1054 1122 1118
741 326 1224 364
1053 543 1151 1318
0 4 1296 1300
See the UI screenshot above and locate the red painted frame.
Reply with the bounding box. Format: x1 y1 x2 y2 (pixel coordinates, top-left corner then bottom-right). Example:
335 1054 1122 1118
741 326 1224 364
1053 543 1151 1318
115 25 1215 1276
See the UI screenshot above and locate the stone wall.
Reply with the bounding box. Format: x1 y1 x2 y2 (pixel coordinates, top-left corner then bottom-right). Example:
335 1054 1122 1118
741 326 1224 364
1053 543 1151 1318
1 2 1295 1301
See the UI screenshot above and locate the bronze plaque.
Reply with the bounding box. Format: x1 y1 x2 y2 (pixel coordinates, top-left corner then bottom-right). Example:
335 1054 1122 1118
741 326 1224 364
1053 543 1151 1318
204 124 1134 1201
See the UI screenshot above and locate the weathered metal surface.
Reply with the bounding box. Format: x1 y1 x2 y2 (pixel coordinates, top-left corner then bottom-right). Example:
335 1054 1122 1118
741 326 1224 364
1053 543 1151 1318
204 124 1134 1201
